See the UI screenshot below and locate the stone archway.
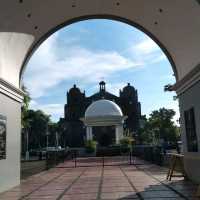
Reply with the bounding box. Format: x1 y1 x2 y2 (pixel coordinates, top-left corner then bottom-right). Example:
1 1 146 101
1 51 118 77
1 0 200 192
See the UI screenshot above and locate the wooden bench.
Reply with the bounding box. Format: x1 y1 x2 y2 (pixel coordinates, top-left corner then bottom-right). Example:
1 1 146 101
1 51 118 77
196 186 200 197
166 153 186 181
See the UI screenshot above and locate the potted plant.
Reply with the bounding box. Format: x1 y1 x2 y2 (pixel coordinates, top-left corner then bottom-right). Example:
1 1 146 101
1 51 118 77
120 137 134 153
85 140 97 154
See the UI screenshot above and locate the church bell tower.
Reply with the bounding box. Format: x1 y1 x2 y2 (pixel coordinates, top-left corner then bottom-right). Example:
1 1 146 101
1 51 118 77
99 81 106 92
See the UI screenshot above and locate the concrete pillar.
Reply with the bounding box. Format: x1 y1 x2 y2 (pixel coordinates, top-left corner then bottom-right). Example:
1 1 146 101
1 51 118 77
115 125 123 144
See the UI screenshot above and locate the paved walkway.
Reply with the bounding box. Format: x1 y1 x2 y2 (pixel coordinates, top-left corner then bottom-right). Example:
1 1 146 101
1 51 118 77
0 158 199 200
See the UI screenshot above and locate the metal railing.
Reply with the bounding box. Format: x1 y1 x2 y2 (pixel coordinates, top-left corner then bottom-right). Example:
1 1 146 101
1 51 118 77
46 146 133 169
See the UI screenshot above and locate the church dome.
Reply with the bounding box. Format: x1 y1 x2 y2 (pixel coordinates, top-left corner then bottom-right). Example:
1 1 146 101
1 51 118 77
68 84 81 94
85 99 123 118
123 83 135 92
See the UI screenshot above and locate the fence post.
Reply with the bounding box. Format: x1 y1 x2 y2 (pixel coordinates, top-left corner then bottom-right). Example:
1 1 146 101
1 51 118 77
74 151 77 168
129 150 132 165
62 150 65 163
46 151 49 170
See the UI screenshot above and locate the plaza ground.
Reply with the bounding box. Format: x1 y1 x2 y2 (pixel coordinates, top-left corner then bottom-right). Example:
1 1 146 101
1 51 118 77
21 160 46 180
0 158 198 200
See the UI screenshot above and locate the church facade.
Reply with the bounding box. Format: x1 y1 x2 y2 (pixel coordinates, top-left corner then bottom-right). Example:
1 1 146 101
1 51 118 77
62 82 141 147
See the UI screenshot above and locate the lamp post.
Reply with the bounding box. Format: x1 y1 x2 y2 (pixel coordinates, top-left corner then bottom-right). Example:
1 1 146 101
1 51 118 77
61 122 67 148
25 119 32 161
63 126 66 148
55 132 59 149
25 128 29 160
46 124 49 150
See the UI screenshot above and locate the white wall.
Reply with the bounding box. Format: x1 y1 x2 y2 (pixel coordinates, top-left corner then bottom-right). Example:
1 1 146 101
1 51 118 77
179 81 200 183
0 92 21 193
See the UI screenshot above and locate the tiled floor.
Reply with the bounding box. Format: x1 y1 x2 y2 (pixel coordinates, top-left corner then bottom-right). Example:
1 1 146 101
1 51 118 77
0 158 199 200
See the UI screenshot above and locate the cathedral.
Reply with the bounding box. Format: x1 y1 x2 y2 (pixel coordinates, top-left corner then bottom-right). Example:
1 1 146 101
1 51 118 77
61 81 142 147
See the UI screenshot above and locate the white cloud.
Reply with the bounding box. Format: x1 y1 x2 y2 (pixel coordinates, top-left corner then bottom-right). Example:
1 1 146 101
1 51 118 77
106 82 127 96
23 33 141 98
161 74 176 81
124 37 167 65
150 54 166 64
135 37 160 54
30 100 64 121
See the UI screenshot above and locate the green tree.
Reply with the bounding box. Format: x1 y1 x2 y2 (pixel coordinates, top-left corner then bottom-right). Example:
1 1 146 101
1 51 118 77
21 85 31 154
138 108 180 145
21 85 31 129
137 115 150 144
57 118 67 147
21 85 57 150
149 108 179 143
48 122 59 147
27 110 50 149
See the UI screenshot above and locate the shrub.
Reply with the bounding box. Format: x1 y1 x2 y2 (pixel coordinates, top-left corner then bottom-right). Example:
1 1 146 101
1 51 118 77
85 140 97 153
120 137 134 148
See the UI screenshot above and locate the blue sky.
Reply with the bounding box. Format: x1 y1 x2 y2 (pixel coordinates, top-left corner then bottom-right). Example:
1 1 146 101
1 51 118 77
22 19 179 123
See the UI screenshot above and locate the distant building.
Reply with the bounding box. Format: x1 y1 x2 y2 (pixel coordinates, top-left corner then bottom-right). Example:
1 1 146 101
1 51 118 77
61 81 141 147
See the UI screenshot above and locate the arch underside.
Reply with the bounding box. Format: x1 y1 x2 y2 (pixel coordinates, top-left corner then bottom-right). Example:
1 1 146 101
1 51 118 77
0 0 200 89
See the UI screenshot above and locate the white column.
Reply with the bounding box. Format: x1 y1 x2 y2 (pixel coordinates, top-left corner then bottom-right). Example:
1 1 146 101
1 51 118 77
86 127 90 140
115 125 123 144
115 126 119 144
86 126 93 140
89 127 93 140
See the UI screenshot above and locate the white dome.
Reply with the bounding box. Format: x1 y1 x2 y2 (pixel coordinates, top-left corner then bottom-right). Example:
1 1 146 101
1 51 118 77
85 99 123 118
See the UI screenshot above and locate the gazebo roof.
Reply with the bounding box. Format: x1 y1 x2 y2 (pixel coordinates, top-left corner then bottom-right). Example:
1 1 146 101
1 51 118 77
85 99 123 118
82 100 126 126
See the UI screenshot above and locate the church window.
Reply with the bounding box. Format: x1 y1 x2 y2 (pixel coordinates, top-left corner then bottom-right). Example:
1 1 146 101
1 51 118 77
184 107 198 152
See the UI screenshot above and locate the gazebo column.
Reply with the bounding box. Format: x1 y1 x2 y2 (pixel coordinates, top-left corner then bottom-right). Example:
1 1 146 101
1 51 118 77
86 126 93 140
115 125 123 144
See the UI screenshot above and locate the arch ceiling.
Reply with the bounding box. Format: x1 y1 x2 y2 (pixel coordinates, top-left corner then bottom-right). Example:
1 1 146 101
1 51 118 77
0 0 200 89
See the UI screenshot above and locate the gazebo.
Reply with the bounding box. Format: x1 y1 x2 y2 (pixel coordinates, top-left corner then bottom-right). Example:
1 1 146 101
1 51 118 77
81 99 127 144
